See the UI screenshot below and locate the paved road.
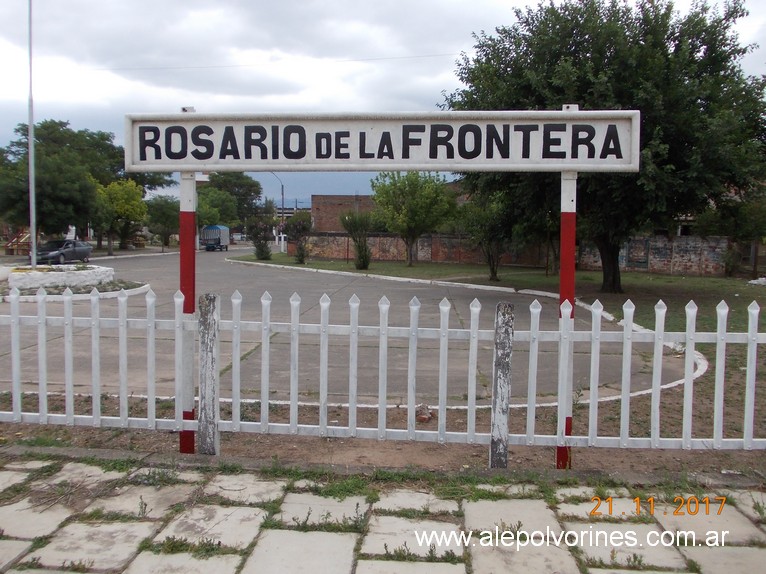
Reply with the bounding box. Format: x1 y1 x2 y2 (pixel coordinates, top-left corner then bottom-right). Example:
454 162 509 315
1 249 684 405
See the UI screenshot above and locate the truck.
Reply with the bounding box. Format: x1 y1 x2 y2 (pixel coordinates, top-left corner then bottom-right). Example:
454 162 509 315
200 225 230 251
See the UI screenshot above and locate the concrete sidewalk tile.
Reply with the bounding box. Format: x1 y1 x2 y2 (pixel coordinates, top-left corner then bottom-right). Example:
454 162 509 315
0 540 30 570
562 522 686 570
730 490 766 523
557 497 640 521
9 569 71 573
373 489 458 514
241 530 357 574
124 551 241 573
157 504 265 548
505 483 539 497
588 570 687 574
361 515 463 557
0 471 29 492
30 462 124 489
279 493 368 526
464 499 559 532
555 486 631 502
555 486 595 501
0 498 72 538
27 521 157 571
654 500 766 545
129 467 205 484
680 545 766 573
356 560 465 573
204 475 286 504
3 461 51 471
470 543 580 574
85 484 196 518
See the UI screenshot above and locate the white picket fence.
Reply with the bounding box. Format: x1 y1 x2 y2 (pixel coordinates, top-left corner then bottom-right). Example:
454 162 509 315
1 287 764 466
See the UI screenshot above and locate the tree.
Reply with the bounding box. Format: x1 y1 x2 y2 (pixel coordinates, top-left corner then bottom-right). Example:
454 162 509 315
0 120 173 238
199 173 263 225
197 186 239 228
371 172 456 266
694 195 766 276
98 180 147 255
457 192 512 281
281 211 313 264
250 199 278 260
446 0 766 292
145 195 180 252
340 211 373 270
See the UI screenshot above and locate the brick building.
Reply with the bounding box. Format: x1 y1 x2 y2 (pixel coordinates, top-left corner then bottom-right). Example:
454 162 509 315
311 195 375 232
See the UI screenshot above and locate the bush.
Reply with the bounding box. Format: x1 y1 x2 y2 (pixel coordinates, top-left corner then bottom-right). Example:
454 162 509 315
340 211 373 270
281 212 313 264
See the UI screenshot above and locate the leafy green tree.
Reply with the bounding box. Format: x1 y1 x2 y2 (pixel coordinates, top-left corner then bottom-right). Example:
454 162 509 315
197 186 239 228
445 0 766 292
340 211 373 270
99 180 147 254
457 192 511 281
0 120 172 239
371 172 456 266
145 195 180 252
250 199 278 260
281 211 313 264
199 173 263 225
694 196 766 277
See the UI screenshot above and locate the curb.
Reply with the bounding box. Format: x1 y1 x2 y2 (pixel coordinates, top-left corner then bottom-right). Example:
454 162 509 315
2 283 151 303
227 257 709 406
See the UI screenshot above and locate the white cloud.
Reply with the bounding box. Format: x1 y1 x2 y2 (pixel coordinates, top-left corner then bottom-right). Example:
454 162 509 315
0 0 763 199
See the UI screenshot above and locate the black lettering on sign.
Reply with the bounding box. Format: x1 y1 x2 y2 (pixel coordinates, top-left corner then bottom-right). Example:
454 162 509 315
335 131 350 159
542 123 566 159
244 126 268 160
429 124 454 159
316 133 332 159
571 124 596 159
165 126 187 160
600 124 623 159
402 125 426 159
514 125 538 159
458 124 482 159
283 125 306 159
486 125 510 159
139 127 161 160
219 126 240 160
378 131 394 159
191 126 214 160
271 125 280 159
359 132 375 159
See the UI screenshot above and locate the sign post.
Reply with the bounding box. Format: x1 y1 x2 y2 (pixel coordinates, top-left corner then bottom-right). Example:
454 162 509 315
178 171 196 454
125 110 640 465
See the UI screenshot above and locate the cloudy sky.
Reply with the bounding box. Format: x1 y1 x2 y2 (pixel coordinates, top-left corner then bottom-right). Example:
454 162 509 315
1 0 765 204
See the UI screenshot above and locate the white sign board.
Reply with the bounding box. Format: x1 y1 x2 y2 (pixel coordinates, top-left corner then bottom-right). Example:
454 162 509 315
125 111 640 173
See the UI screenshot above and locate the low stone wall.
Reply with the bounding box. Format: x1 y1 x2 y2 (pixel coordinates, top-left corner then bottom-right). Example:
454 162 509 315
300 232 548 266
9 265 115 290
579 235 729 276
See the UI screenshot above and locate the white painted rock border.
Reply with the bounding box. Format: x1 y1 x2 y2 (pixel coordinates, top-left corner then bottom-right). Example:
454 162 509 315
8 265 115 290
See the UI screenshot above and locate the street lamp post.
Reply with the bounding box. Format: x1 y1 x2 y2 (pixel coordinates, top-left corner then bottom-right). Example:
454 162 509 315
269 172 285 224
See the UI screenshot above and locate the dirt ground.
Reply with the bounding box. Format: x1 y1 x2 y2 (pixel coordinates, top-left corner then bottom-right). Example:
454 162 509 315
1 386 764 483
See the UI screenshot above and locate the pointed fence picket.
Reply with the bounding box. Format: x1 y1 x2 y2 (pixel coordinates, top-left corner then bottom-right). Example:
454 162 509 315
1 287 764 463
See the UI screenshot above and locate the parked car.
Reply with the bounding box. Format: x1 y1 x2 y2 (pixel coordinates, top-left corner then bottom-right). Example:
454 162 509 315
33 239 93 264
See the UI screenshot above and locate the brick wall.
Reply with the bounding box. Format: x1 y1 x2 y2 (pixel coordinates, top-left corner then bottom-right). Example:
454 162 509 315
579 235 730 276
311 195 376 232
293 232 548 266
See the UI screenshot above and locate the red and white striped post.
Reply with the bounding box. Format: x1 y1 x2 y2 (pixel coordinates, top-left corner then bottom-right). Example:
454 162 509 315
179 171 197 454
557 168 577 469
